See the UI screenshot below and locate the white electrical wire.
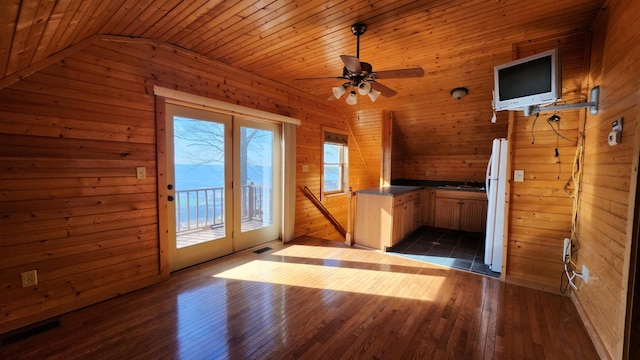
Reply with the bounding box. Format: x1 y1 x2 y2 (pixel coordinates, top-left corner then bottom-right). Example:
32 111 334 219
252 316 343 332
560 132 585 294
564 261 586 292
565 144 583 266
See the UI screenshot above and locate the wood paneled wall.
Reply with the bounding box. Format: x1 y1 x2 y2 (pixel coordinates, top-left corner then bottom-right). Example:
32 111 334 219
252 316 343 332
402 154 493 182
347 109 384 187
0 36 373 333
0 39 162 333
504 32 590 292
396 91 510 182
390 115 406 180
294 106 378 241
572 1 640 358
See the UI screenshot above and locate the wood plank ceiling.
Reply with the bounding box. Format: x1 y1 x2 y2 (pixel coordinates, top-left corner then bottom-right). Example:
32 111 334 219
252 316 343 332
1 0 604 156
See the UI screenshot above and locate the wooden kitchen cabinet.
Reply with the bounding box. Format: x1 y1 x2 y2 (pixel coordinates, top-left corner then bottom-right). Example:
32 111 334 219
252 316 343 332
354 187 422 251
392 196 421 245
459 199 487 232
433 190 487 232
434 197 461 230
421 188 435 226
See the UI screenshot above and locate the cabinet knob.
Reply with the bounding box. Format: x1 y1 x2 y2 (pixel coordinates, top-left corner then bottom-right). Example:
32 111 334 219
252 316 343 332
167 195 174 202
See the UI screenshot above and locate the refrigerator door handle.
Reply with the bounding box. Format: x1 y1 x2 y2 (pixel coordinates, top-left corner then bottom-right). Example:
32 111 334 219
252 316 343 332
485 153 493 199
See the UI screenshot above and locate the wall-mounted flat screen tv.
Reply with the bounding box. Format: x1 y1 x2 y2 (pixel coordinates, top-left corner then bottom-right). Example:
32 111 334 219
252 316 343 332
493 48 561 112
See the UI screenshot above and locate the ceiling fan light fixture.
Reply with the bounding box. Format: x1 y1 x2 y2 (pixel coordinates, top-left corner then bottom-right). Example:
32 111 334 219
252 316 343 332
368 88 382 102
332 85 347 99
296 23 424 103
358 81 372 95
346 90 358 105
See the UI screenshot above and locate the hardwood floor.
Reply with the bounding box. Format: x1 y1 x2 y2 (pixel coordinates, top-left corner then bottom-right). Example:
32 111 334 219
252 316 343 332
1 236 598 359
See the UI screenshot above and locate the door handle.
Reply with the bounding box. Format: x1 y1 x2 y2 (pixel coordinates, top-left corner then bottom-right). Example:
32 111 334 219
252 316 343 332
168 195 174 201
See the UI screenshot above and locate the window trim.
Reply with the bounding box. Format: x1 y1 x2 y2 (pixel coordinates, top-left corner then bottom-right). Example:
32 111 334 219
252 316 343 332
321 126 349 199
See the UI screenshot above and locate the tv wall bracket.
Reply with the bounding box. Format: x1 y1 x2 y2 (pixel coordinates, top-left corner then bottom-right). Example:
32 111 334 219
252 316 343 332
527 86 600 116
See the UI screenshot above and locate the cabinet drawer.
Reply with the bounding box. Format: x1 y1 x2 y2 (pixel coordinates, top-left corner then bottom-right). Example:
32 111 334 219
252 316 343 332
393 191 419 206
435 189 486 200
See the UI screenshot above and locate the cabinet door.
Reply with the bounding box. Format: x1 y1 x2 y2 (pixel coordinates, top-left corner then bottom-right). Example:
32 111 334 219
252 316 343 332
412 197 422 231
434 197 460 230
459 199 488 232
422 189 435 226
391 203 405 246
403 200 415 239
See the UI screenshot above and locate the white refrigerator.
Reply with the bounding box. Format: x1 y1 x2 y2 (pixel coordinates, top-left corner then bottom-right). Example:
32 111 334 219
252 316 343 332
485 138 508 273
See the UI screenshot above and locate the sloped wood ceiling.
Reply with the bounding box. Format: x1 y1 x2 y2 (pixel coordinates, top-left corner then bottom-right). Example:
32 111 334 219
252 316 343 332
1 0 603 156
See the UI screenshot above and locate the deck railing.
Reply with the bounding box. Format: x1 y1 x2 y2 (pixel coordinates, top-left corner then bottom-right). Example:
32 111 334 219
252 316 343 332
175 183 268 233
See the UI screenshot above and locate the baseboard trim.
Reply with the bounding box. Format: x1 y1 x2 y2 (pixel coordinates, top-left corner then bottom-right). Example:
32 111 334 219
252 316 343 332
505 275 562 295
571 292 612 360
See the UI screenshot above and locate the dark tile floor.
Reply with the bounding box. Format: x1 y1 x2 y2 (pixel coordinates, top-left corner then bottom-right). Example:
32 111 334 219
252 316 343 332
387 226 500 278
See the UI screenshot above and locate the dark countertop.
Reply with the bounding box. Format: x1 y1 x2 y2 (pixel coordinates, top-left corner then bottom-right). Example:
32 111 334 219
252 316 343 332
354 180 487 197
355 185 422 196
392 179 486 192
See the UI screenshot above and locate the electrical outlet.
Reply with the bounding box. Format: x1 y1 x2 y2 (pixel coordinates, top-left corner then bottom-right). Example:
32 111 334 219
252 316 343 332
612 118 623 132
582 265 589 284
514 170 524 182
563 238 571 263
21 270 38 288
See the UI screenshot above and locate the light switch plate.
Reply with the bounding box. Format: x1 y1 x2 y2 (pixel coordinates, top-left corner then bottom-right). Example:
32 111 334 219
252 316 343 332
514 170 524 182
136 167 146 179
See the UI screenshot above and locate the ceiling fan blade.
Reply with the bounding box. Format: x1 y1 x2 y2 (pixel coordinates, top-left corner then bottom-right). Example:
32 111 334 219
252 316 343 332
295 76 345 81
371 82 398 97
340 55 362 73
374 67 425 79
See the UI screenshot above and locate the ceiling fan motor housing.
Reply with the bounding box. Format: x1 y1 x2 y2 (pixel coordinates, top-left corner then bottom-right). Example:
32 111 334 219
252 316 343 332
351 23 367 36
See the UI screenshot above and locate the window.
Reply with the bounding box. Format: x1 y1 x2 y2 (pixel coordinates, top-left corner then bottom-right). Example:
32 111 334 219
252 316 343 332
323 128 348 195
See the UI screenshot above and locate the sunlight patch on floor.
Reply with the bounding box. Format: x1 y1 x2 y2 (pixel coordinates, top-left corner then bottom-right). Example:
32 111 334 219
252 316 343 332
272 244 454 268
213 258 445 302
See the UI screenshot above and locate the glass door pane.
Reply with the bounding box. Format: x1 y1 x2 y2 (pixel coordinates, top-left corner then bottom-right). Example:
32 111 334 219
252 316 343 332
166 104 233 272
174 117 226 247
234 119 281 250
239 126 273 232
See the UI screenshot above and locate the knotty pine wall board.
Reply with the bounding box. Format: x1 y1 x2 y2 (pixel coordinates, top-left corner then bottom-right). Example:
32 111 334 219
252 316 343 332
505 31 589 291
573 2 640 353
501 2 640 356
0 37 375 333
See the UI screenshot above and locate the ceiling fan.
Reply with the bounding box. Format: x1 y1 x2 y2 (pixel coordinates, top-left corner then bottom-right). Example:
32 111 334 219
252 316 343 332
296 23 425 105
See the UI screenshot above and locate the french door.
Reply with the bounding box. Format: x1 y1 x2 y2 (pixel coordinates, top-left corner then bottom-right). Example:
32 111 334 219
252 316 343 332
166 104 281 272
233 117 281 251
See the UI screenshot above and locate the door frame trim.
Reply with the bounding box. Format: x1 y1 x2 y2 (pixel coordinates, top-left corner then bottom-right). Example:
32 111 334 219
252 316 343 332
154 86 301 126
155 88 299 274
156 97 170 279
